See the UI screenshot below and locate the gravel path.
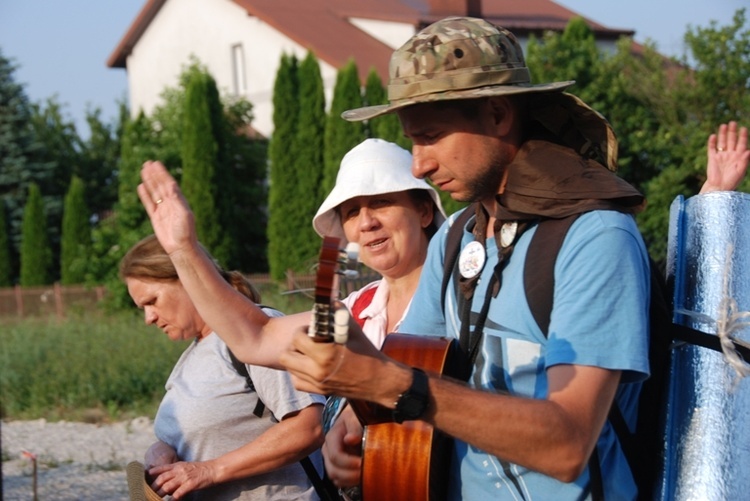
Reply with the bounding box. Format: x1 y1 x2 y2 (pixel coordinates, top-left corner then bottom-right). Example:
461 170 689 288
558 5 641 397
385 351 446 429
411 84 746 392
2 417 157 501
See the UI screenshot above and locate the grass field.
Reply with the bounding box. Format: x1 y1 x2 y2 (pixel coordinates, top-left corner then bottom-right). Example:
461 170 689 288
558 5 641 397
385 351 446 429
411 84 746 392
0 283 315 422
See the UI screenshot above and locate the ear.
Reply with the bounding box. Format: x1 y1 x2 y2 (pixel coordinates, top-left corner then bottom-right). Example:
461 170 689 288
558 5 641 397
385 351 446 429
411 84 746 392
486 96 516 138
418 199 435 229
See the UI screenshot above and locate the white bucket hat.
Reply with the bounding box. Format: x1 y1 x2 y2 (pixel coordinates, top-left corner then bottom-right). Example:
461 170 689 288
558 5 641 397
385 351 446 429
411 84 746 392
313 138 447 242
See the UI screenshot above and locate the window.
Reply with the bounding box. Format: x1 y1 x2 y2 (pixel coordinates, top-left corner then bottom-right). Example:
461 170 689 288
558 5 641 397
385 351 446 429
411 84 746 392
231 43 247 95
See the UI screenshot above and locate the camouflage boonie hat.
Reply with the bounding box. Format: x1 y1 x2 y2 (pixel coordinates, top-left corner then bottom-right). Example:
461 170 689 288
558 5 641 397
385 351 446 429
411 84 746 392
343 16 573 122
343 16 619 172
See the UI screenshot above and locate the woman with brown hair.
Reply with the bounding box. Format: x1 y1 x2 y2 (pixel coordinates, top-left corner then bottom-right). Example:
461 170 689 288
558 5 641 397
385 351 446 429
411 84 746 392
121 235 325 501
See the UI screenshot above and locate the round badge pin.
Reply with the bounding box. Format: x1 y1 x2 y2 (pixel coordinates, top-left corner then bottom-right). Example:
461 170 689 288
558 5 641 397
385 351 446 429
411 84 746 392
458 241 486 279
500 222 518 248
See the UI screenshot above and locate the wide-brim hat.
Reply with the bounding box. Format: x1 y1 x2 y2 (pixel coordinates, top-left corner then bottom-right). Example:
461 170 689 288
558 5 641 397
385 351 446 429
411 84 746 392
126 461 163 501
343 17 618 171
343 16 574 122
313 138 447 242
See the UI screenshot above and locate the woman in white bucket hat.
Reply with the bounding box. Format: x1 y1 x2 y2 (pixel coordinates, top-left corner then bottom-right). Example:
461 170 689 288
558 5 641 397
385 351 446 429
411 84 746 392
313 138 446 349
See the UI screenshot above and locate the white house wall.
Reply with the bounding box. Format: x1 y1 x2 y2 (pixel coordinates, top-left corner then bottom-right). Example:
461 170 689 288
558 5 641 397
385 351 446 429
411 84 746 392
348 18 416 50
125 0 339 137
123 0 621 138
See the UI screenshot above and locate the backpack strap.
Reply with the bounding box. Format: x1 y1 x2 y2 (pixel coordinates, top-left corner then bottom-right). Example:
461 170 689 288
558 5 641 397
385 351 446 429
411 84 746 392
523 215 581 337
227 347 266 418
523 214 608 501
441 205 478 310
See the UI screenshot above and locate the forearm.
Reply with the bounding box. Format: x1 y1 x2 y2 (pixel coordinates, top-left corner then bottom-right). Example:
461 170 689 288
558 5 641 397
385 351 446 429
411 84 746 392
424 377 590 480
168 244 305 368
370 364 616 482
210 405 324 484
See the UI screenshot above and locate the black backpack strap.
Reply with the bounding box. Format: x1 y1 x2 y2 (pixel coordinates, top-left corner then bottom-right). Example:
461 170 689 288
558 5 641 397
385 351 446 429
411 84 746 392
229 339 339 500
441 204 477 310
523 215 581 337
299 456 341 501
524 214 609 500
227 347 266 418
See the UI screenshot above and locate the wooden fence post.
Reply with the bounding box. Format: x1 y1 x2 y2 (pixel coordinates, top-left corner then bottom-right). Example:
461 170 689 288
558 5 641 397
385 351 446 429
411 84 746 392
54 283 64 318
14 285 23 317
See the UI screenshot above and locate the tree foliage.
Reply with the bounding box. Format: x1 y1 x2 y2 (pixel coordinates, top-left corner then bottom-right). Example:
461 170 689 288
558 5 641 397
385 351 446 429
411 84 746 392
525 10 749 266
0 201 10 286
20 183 51 286
0 49 51 282
289 52 327 271
60 175 90 285
180 65 228 265
323 59 365 201
363 68 408 148
267 53 300 279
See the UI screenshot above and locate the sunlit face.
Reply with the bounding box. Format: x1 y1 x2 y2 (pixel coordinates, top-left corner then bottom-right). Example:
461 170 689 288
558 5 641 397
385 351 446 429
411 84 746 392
126 277 210 342
397 100 510 204
339 191 432 278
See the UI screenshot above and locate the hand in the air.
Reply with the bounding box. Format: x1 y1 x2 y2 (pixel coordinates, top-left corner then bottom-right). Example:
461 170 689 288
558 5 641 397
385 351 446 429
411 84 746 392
138 160 199 257
702 121 749 193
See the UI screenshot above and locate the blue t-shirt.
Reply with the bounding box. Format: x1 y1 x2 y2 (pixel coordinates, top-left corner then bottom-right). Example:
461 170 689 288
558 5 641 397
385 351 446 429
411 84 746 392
400 209 650 500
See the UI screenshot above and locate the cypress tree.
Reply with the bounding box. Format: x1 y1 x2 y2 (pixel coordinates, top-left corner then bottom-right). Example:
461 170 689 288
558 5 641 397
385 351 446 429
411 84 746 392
322 59 365 203
20 183 50 286
0 49 52 284
267 53 300 280
291 51 326 270
0 200 10 286
60 175 90 285
181 67 225 264
363 68 410 150
117 113 153 233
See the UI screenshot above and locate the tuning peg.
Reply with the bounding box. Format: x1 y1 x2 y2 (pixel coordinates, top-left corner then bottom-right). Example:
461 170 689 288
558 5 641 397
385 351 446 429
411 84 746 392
333 307 349 344
345 242 360 261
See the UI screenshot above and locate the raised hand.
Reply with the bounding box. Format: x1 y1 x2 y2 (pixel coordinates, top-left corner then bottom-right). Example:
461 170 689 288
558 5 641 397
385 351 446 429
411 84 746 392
702 121 749 194
138 160 198 256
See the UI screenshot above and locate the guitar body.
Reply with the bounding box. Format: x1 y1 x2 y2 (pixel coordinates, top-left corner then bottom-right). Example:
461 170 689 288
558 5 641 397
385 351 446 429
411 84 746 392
357 334 467 501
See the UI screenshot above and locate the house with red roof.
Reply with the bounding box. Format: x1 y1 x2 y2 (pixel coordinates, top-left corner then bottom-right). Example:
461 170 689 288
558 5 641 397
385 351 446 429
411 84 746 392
107 0 634 137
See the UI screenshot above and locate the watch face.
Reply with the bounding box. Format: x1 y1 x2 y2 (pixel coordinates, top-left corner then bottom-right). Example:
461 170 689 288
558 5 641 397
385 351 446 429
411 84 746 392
394 368 429 423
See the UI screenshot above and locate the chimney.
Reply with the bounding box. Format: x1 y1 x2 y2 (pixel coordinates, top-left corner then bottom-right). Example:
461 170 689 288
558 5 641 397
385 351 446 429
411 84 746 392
427 0 482 18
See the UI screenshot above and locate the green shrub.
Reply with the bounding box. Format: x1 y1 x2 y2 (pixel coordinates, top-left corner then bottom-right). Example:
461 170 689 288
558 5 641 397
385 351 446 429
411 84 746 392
0 310 187 421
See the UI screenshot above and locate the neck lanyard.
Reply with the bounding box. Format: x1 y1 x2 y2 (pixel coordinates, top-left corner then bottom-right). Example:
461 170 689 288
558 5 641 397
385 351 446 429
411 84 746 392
456 205 529 366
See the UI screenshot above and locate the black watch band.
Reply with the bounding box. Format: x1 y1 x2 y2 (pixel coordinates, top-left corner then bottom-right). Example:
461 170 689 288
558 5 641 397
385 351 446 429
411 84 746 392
392 367 429 424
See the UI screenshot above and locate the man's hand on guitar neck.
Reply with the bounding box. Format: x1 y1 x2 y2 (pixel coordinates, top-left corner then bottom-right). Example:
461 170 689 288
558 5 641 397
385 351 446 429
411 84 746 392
280 319 413 409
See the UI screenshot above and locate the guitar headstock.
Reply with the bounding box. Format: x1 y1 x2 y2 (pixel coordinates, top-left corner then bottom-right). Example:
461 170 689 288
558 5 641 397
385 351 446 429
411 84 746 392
308 236 359 343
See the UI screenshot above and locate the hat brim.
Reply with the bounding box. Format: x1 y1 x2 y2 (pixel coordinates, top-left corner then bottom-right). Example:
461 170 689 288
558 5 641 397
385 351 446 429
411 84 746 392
127 461 163 501
343 80 575 122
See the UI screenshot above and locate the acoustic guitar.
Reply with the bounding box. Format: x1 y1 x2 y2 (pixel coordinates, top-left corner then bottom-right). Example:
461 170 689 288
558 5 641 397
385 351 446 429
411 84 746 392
310 236 467 501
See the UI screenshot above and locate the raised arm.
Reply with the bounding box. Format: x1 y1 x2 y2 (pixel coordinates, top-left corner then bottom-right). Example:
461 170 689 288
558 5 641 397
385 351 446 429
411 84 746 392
138 161 308 367
701 121 749 194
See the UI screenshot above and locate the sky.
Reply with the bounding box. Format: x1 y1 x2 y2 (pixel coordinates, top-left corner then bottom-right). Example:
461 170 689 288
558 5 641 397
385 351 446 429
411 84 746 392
0 0 745 137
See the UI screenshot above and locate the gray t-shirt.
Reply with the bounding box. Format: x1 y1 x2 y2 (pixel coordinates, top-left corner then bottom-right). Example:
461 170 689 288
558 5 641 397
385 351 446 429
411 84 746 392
154 326 325 500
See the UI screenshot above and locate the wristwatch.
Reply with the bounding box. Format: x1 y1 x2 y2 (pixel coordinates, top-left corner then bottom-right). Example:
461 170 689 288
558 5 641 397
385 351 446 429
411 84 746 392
392 367 430 424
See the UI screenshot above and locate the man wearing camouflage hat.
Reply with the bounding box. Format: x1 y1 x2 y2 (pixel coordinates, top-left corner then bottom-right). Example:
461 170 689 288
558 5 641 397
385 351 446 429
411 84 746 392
283 16 650 500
